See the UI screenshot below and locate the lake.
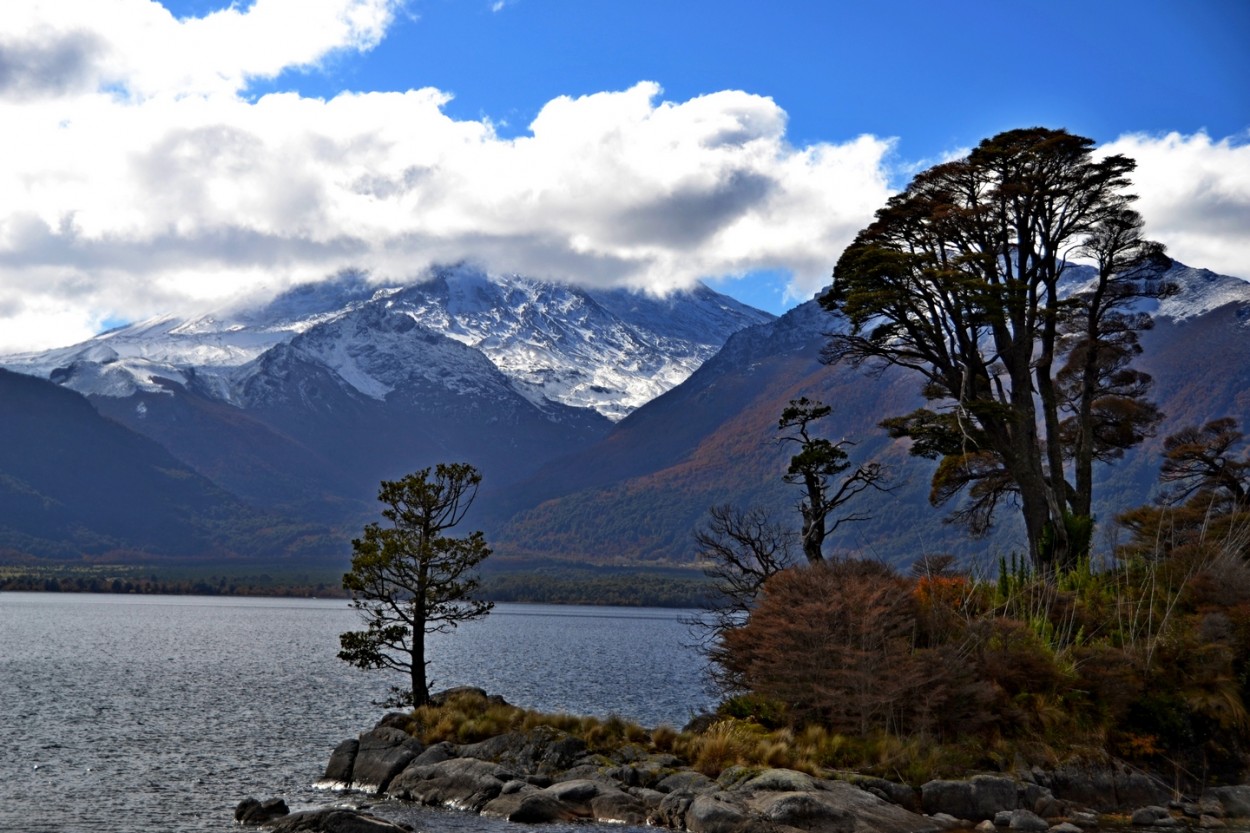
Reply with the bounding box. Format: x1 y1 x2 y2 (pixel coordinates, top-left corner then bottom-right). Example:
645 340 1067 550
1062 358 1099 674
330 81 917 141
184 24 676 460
0 592 713 832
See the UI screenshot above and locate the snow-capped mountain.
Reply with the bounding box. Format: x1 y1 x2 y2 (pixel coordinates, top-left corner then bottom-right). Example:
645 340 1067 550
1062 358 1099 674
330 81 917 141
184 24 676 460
2 265 773 421
0 265 772 526
484 261 1250 565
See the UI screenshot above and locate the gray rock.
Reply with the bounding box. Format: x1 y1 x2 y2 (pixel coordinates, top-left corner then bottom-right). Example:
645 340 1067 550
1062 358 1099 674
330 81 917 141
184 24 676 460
994 810 1015 826
427 686 510 708
923 776 1018 820
409 742 456 767
1033 795 1068 819
1039 764 1170 812
656 770 716 794
738 768 819 794
234 796 290 825
975 821 996 833
265 808 412 832
385 757 516 811
499 779 528 795
1199 814 1228 829
755 790 849 830
714 766 760 790
750 780 940 833
631 786 666 812
606 763 647 788
852 776 921 813
320 739 359 786
651 791 695 829
973 776 1020 818
481 791 577 823
352 728 424 793
1069 811 1100 828
685 792 750 833
590 790 650 825
457 726 589 775
543 778 606 814
930 812 968 829
1184 795 1224 818
1131 805 1175 826
373 712 413 732
1049 824 1083 833
1207 786 1250 818
1008 808 1049 832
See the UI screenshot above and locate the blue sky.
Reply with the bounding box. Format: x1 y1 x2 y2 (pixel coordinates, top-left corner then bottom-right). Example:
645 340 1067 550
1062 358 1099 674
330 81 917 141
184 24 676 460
247 0 1250 162
0 0 1247 351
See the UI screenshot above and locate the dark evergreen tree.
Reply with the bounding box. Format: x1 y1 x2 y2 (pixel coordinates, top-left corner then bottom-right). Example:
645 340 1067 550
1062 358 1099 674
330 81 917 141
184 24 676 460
824 127 1170 572
338 463 492 707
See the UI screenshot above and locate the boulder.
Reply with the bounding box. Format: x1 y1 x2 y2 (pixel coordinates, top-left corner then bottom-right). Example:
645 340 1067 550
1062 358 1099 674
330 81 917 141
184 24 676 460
320 739 359 787
429 686 509 708
234 797 290 825
685 792 751 833
409 741 456 767
754 790 849 830
481 789 579 823
852 776 921 813
1038 763 1170 811
545 778 608 810
1131 805 1176 826
922 776 1018 820
739 768 819 794
385 757 516 811
1006 808 1048 832
651 791 696 829
656 770 716 794
456 726 588 775
1207 786 1250 818
264 808 412 832
746 779 940 833
590 789 650 825
351 728 425 793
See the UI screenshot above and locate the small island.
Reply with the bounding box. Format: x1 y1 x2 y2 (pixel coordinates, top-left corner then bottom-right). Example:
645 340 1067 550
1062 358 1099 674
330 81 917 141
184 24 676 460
235 687 1250 832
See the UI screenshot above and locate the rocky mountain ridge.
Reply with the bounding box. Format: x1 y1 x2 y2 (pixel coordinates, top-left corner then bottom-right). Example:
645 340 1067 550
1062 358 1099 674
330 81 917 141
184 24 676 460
2 264 773 421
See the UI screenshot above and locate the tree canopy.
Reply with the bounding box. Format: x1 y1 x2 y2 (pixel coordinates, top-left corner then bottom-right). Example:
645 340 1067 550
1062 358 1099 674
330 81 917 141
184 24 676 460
823 127 1170 572
338 463 493 707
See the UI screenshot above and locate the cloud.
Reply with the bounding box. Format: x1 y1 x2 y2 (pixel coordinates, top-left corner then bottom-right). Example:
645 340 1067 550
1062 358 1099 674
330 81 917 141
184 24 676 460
0 17 898 354
0 3 1244 356
0 0 401 100
1101 131 1250 280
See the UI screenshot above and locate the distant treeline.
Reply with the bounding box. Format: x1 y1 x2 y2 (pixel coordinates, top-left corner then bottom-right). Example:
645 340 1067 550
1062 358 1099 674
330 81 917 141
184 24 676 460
0 564 349 598
481 570 714 608
0 562 715 608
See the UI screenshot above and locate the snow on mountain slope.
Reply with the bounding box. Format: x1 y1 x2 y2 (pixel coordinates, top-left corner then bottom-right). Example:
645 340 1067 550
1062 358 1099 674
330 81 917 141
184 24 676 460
0 265 773 420
1154 264 1250 320
376 265 774 419
1060 261 1250 323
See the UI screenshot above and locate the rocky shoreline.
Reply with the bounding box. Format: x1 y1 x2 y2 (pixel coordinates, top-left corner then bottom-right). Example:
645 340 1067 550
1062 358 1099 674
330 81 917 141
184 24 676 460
238 689 1250 833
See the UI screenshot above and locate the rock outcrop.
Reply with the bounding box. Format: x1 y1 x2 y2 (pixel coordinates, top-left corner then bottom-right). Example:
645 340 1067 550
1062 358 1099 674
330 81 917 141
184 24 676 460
294 691 1250 833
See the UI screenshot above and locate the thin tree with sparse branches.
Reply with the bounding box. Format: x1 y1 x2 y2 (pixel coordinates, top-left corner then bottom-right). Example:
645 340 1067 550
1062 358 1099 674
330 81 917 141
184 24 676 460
338 463 493 707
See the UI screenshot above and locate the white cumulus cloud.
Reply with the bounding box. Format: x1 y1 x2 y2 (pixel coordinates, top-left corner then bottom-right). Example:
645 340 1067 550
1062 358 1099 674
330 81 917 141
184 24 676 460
1102 131 1250 281
0 2 1244 356
0 1 899 354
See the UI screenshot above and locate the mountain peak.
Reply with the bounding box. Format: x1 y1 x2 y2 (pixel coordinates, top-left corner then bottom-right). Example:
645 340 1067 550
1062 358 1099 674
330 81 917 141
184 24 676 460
0 265 773 421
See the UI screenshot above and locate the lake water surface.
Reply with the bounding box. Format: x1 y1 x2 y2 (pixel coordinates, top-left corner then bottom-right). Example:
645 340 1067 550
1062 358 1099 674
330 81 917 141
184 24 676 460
0 593 712 832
